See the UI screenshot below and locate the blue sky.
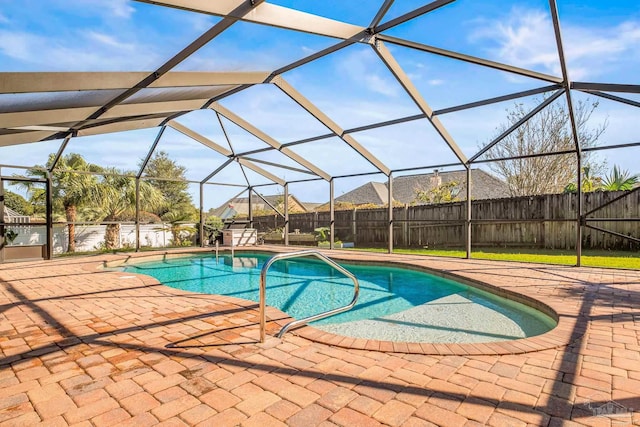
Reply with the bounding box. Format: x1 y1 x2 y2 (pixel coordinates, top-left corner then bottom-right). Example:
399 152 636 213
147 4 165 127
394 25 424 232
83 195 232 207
1 0 639 206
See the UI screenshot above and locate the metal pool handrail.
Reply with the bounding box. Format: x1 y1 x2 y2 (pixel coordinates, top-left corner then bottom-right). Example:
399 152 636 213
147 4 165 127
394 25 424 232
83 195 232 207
259 250 359 342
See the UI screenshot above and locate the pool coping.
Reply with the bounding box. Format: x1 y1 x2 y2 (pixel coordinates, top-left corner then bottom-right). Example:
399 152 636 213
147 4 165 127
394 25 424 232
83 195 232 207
93 246 585 356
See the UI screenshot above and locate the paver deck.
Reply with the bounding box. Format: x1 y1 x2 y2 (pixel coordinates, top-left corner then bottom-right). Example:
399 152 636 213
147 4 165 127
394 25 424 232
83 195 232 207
1 247 639 426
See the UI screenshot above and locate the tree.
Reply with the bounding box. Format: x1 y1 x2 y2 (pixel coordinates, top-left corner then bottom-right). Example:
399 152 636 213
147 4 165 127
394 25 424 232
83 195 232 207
563 166 602 193
160 207 198 247
141 151 193 218
203 215 223 244
22 153 101 252
138 151 199 247
602 165 639 191
3 191 34 216
564 165 638 193
414 181 461 204
483 97 607 196
87 169 165 250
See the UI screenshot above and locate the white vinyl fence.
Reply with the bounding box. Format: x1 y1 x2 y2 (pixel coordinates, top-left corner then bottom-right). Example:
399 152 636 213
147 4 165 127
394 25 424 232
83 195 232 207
6 223 193 254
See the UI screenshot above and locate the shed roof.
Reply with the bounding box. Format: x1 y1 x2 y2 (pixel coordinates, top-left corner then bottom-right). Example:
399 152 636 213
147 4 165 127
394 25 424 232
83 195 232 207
2 206 30 222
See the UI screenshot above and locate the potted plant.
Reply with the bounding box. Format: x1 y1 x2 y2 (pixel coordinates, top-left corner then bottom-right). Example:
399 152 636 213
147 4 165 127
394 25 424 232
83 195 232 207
314 227 344 248
5 229 18 245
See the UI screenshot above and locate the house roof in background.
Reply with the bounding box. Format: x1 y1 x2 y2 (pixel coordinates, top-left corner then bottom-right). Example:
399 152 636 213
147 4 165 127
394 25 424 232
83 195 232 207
336 181 389 205
211 194 311 217
393 169 509 204
334 169 510 206
302 202 322 211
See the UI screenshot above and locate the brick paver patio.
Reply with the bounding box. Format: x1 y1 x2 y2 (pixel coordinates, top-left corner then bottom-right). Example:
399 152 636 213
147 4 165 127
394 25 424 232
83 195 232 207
1 247 639 426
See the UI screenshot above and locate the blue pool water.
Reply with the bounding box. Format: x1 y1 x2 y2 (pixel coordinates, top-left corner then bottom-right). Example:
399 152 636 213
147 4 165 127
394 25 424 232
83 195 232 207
122 252 556 342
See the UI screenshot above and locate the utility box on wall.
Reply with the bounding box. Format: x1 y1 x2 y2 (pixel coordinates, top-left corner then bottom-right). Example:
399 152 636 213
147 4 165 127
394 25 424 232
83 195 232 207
222 228 257 246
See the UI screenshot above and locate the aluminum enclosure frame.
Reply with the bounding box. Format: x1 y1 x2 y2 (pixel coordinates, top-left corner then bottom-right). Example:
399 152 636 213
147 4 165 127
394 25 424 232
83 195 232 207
1 0 639 263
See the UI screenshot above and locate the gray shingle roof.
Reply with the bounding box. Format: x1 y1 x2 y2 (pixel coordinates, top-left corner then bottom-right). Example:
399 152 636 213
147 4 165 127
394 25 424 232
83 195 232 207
211 194 310 217
336 181 389 205
333 169 509 206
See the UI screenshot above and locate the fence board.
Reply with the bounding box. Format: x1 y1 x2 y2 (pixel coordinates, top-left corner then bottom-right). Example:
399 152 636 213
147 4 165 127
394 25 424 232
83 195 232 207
251 191 639 250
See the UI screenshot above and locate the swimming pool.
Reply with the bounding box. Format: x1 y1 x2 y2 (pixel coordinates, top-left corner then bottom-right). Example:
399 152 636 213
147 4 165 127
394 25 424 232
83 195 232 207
122 252 556 343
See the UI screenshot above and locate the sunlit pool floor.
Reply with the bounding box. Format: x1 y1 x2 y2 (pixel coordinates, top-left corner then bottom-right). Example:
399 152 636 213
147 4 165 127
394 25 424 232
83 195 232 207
119 253 555 343
314 293 550 343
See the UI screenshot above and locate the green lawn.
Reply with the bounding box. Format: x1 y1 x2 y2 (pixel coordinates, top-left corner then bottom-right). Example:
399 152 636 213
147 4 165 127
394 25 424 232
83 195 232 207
345 247 640 270
55 243 639 270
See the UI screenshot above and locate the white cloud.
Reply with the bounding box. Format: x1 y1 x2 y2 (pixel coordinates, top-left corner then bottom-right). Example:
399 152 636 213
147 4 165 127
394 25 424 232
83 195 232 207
470 10 560 74
470 8 640 81
0 12 9 24
218 86 332 141
0 29 160 70
396 59 437 85
364 73 398 97
183 12 214 32
56 0 135 20
85 31 135 51
106 0 135 19
337 48 400 97
301 46 315 54
0 31 35 61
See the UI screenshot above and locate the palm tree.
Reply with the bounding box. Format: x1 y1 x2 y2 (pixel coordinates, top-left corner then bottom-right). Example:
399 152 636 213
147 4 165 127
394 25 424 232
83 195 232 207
160 207 198 247
563 166 603 193
602 166 639 191
88 169 165 250
19 153 101 252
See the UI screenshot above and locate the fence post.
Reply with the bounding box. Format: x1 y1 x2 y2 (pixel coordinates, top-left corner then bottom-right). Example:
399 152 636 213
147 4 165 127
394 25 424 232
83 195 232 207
403 204 409 247
576 154 583 266
352 208 357 246
329 178 335 250
0 175 4 262
46 172 53 259
135 178 140 251
388 174 393 254
199 182 204 247
284 183 289 246
466 167 472 259
248 187 254 230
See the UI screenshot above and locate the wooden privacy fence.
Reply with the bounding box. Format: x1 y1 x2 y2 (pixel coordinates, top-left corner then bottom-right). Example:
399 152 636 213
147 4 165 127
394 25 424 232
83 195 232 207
252 190 640 250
